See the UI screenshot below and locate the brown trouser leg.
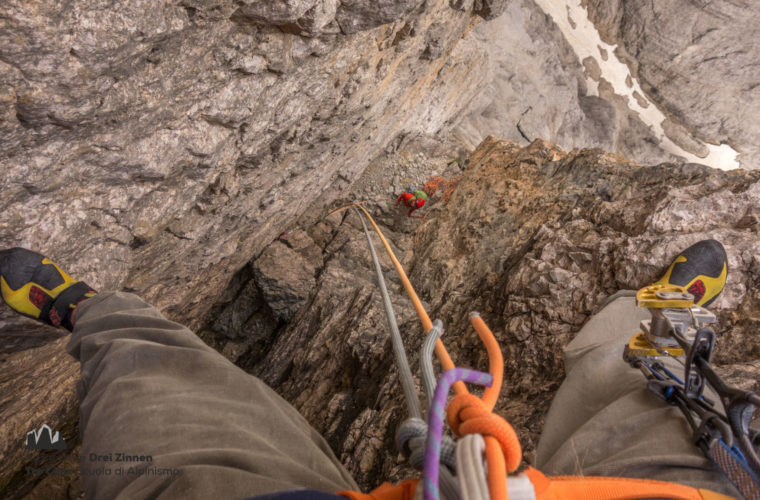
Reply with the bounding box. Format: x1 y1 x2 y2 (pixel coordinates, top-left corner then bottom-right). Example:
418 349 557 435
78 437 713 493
67 292 358 499
535 291 738 497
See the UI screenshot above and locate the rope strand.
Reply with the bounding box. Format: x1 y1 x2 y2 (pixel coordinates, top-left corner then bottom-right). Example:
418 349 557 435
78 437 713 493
355 207 422 419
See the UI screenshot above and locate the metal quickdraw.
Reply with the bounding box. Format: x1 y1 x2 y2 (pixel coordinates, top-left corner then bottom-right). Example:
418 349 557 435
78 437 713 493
624 284 760 500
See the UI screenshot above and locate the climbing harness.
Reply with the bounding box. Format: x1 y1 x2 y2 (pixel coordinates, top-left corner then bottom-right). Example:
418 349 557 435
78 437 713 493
625 284 760 499
341 202 749 500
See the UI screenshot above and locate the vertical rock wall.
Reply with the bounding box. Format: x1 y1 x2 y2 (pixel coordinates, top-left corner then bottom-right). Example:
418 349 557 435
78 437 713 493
0 0 492 336
583 0 760 170
0 1 502 495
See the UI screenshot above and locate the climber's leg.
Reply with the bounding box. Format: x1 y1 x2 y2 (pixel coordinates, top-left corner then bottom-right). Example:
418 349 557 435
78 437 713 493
534 290 737 496
67 291 358 499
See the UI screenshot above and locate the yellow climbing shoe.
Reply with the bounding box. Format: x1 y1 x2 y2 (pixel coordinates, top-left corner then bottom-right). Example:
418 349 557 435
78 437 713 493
654 239 727 307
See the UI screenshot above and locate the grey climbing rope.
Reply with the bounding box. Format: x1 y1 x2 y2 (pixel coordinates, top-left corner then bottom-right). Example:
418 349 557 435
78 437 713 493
422 319 444 408
354 208 422 419
354 208 460 500
395 319 458 475
394 419 460 500
396 417 457 472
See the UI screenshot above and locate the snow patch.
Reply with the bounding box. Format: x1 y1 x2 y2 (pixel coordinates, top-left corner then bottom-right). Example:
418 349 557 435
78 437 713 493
532 0 740 170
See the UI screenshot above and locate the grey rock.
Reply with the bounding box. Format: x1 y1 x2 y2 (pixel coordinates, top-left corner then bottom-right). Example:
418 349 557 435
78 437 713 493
473 0 509 20
449 0 475 12
0 338 80 497
585 0 760 170
452 0 681 166
336 0 425 34
235 0 340 36
421 22 448 60
213 279 262 339
299 0 340 35
662 119 710 159
234 0 321 25
253 241 317 322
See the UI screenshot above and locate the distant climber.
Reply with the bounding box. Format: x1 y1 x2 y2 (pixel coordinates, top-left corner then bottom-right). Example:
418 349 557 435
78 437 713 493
397 188 428 217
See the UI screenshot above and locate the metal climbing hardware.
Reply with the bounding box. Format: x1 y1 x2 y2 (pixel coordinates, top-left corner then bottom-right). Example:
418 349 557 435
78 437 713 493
623 284 716 359
624 283 760 500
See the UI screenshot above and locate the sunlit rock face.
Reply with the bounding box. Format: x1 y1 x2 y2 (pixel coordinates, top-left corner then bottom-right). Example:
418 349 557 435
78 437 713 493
583 0 760 170
0 1 494 495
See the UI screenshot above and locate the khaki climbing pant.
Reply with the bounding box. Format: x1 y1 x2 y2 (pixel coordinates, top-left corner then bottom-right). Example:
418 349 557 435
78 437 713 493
69 291 737 498
535 291 738 497
68 292 358 499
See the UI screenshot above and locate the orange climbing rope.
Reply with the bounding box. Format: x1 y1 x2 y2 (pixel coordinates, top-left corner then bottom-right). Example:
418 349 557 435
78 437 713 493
352 203 467 393
351 204 517 500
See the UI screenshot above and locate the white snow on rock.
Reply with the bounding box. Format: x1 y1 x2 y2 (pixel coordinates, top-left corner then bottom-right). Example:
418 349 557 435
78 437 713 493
532 0 740 170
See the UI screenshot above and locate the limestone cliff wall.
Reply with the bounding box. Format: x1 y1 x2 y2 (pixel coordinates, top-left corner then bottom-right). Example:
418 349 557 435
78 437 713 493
0 1 501 495
584 0 760 170
0 0 495 337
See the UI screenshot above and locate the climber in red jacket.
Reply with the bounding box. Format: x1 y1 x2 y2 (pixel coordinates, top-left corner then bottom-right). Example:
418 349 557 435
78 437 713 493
397 188 429 217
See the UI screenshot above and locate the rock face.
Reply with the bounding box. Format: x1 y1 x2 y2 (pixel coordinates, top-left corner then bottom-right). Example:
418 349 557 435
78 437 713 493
2 0 759 497
0 338 81 497
0 0 490 333
204 138 760 490
0 0 493 495
453 0 685 167
584 0 760 170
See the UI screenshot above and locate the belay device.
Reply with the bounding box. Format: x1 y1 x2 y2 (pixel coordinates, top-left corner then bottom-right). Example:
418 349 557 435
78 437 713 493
624 284 760 499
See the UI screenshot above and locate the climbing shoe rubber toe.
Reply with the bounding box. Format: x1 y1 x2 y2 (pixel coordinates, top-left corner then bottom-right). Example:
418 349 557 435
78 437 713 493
654 239 727 307
0 247 96 331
